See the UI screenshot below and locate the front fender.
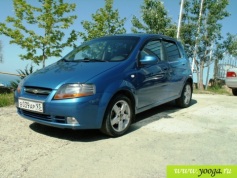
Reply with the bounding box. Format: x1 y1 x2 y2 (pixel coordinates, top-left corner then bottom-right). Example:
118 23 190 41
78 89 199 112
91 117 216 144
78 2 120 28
95 79 137 128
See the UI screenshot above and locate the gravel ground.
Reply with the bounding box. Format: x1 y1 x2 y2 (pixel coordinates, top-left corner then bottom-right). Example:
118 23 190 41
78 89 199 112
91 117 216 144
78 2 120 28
0 94 237 178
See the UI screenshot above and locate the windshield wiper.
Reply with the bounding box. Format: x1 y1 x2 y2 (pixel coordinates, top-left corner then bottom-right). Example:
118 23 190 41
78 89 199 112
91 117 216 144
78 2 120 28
62 58 106 62
59 58 71 62
83 58 105 62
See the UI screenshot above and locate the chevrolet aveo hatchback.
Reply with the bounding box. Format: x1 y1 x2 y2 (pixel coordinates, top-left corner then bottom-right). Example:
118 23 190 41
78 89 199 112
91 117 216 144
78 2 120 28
15 34 193 137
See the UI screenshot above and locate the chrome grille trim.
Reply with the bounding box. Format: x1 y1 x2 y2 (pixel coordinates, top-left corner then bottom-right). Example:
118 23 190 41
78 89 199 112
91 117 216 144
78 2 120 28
24 87 52 95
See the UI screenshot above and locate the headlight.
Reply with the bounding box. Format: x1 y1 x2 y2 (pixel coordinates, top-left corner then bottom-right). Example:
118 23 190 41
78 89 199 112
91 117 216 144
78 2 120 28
54 83 96 100
17 80 24 93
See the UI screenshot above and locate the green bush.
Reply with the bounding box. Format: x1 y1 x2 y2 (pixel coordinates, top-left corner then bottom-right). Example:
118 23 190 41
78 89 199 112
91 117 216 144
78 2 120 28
207 86 232 95
0 93 14 107
0 86 12 93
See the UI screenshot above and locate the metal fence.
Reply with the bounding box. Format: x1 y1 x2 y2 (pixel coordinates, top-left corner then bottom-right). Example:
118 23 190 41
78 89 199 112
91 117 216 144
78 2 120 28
217 56 237 79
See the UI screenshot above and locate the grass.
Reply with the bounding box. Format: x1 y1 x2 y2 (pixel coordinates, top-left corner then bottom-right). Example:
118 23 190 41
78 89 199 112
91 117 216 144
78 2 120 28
193 85 232 96
0 93 14 107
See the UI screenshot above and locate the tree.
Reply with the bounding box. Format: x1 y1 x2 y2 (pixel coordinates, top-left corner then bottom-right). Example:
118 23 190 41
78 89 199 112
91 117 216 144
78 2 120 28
0 41 3 63
0 0 78 68
180 0 230 90
79 0 126 42
131 0 176 37
224 33 237 57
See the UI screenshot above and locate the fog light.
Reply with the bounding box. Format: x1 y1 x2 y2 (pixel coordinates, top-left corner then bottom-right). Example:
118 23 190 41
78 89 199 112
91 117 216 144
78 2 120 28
66 117 79 125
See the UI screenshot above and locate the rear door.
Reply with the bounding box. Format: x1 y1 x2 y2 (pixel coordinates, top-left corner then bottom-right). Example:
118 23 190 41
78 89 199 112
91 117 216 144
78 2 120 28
162 40 189 97
136 39 171 110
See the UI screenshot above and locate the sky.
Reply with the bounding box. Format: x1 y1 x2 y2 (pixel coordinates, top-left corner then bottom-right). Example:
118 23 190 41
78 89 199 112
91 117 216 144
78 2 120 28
0 0 237 84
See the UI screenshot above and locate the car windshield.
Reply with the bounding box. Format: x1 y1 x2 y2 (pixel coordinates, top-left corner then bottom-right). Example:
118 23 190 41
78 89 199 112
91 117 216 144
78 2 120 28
63 36 139 62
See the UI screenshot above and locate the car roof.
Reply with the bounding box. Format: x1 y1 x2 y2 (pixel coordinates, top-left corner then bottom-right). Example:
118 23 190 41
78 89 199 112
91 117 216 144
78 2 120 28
104 33 178 42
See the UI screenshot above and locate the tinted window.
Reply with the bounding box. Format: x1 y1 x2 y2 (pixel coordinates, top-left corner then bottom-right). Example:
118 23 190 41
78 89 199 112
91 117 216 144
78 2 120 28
140 40 164 61
163 41 180 61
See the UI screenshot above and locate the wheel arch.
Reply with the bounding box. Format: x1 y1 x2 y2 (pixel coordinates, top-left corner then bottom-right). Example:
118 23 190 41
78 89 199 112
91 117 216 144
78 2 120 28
96 82 137 128
186 76 193 92
107 89 136 116
100 89 136 137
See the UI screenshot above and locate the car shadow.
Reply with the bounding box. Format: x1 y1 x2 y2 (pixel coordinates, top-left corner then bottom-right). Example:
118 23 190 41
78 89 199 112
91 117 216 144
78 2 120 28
29 123 109 142
128 99 197 133
29 99 197 142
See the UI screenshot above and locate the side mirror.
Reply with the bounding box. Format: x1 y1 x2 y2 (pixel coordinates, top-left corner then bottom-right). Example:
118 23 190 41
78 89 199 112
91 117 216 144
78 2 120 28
140 55 158 65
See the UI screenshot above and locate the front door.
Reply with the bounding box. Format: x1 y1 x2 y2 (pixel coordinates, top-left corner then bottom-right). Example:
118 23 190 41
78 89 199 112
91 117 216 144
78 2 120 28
136 39 170 110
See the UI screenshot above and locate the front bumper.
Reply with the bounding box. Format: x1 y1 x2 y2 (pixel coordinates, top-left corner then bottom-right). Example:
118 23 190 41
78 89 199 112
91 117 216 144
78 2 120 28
15 93 105 130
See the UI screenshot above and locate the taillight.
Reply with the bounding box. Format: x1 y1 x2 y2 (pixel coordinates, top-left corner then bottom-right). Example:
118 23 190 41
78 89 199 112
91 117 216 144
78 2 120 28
226 71 237 77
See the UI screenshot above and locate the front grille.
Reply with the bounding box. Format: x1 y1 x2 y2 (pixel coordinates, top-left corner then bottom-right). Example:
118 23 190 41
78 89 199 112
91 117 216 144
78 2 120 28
19 109 66 124
24 87 52 96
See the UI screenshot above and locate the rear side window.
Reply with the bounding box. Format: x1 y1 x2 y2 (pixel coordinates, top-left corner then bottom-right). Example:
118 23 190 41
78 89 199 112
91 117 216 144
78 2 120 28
163 41 181 61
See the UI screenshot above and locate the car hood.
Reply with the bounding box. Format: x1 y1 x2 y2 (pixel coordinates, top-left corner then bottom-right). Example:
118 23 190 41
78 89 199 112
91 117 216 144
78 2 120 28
23 61 120 89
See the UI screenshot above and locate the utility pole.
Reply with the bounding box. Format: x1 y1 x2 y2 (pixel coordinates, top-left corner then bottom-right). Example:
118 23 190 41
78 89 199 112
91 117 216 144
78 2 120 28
177 0 184 39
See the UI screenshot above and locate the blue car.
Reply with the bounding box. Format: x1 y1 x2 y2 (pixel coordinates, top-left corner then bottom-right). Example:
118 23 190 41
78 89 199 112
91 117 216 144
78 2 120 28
15 34 193 137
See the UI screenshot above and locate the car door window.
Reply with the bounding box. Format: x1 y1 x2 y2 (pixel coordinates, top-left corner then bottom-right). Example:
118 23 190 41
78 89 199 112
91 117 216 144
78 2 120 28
163 41 181 61
140 40 164 61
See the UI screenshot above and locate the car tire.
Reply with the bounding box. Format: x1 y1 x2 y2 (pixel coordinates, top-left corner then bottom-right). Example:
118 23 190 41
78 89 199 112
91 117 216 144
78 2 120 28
100 95 134 137
176 82 192 108
232 89 237 96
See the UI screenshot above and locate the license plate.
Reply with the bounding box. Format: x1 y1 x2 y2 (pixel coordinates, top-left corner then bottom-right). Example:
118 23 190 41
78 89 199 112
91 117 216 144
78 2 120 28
18 98 44 113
